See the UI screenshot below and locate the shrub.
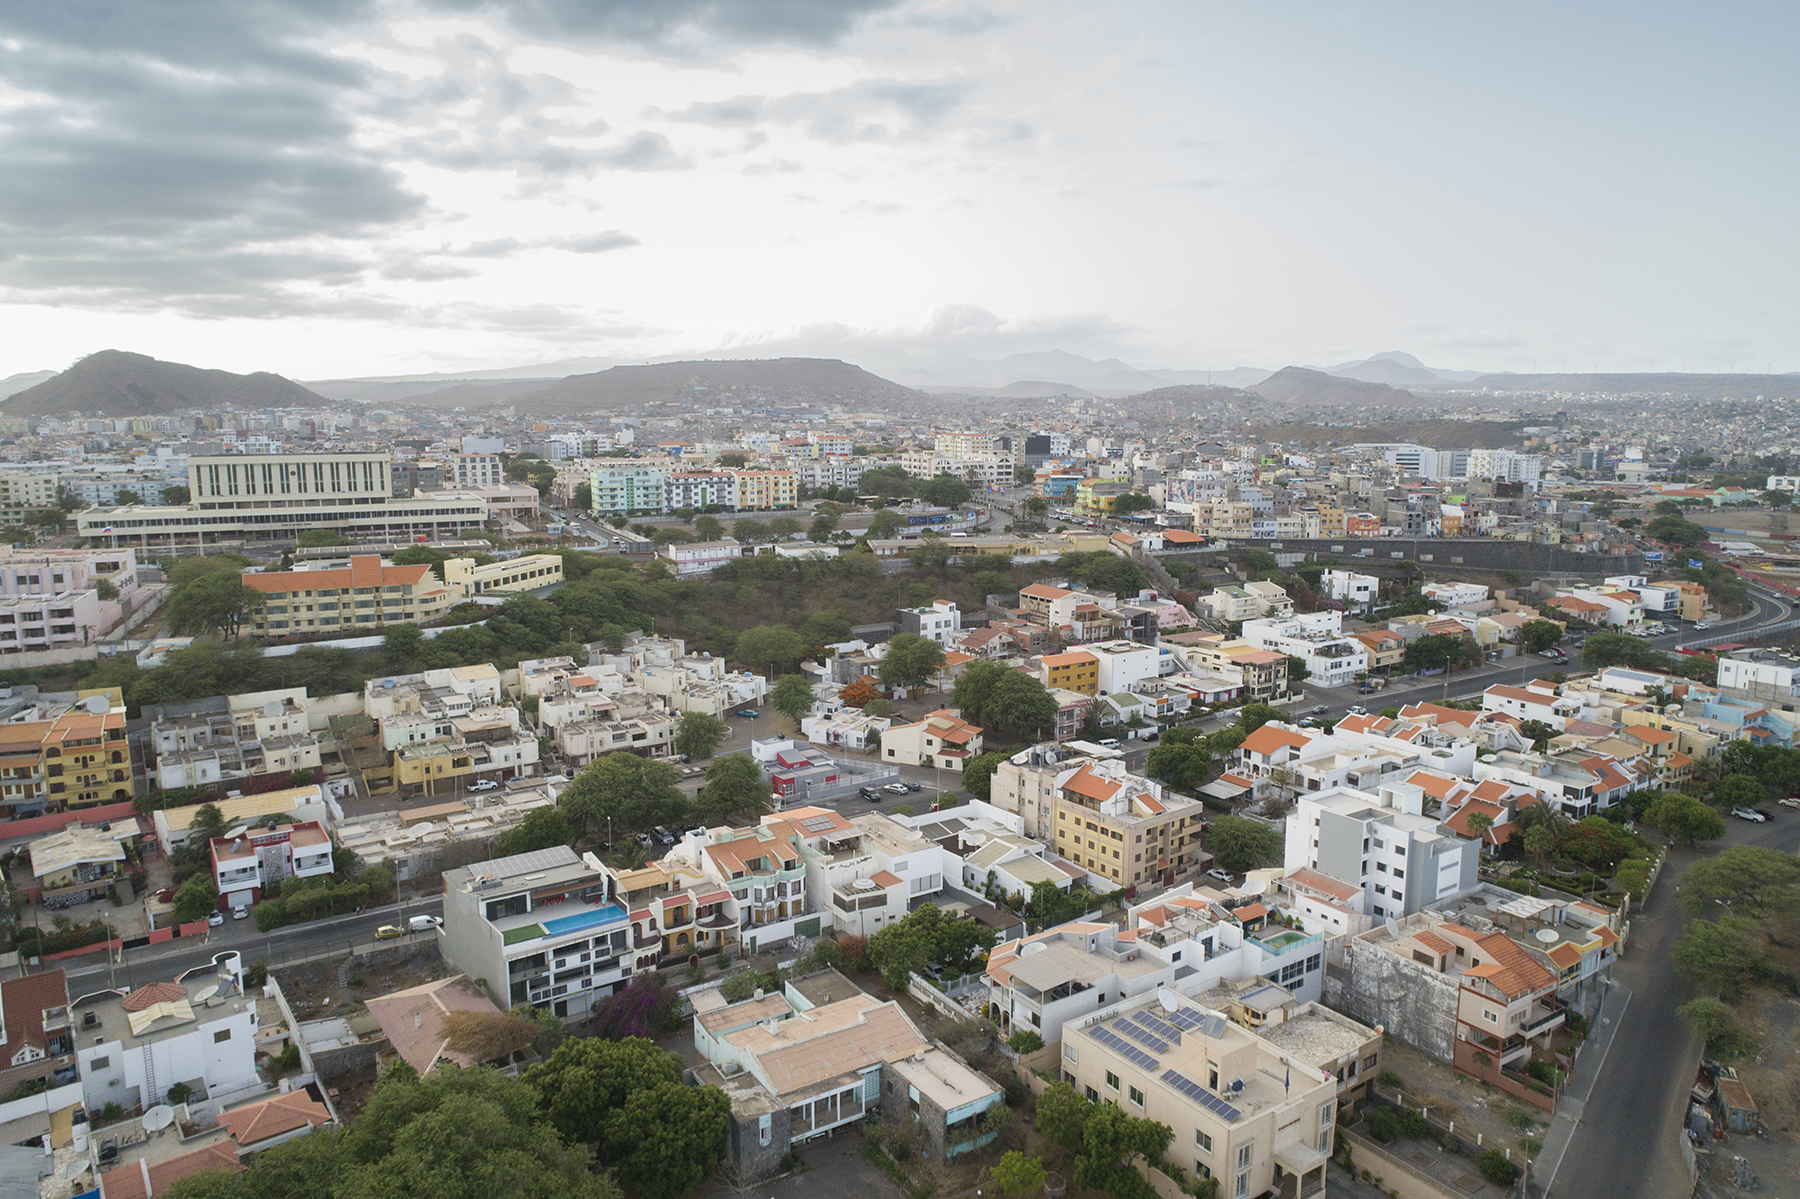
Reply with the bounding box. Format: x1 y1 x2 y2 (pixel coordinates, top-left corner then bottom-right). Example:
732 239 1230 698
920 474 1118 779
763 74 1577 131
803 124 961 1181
1377 1067 1403 1089
1477 1149 1519 1186
1007 1029 1045 1055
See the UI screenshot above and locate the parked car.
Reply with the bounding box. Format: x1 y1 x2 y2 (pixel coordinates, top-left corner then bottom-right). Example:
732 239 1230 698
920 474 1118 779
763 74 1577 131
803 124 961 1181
1780 797 1800 809
1310 705 1329 715
1694 621 1712 630
884 783 910 794
1206 868 1233 883
207 910 224 927
1142 731 1159 741
468 779 500 792
654 826 676 844
375 925 405 940
409 915 443 932
232 904 248 920
860 786 882 801
736 708 760 718
904 782 922 792
1347 704 1368 716
1097 738 1121 749
1731 807 1767 822
635 831 655 847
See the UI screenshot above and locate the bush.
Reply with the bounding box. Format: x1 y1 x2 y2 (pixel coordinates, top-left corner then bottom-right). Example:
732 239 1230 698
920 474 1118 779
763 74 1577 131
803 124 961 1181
1477 1149 1519 1186
1377 1067 1403 1089
1007 1029 1045 1055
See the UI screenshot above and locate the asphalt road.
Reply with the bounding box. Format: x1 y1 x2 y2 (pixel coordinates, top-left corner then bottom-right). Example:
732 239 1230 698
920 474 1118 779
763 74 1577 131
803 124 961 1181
1548 812 1799 1199
58 895 446 998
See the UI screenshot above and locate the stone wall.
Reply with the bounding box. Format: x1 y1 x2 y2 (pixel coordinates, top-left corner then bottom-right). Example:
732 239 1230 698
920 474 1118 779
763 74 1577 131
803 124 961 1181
311 1039 385 1081
724 1104 793 1183
1324 944 1460 1062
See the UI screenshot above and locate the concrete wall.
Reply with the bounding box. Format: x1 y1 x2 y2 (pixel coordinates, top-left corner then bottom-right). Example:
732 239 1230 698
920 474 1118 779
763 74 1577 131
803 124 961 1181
1324 944 1460 1062
1196 538 1645 578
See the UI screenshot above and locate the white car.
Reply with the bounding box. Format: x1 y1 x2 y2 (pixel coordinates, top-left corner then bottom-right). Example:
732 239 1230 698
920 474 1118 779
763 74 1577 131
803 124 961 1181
1207 868 1234 883
1346 705 1368 717
1694 621 1711 630
207 910 224 927
1731 807 1767 823
468 779 500 792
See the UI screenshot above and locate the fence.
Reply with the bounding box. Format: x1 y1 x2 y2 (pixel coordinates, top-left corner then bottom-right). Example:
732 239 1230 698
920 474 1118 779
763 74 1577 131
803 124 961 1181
906 970 986 1021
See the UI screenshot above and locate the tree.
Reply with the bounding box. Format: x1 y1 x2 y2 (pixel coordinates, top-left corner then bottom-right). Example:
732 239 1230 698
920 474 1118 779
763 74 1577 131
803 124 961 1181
879 632 946 690
559 753 686 841
160 485 191 505
840 676 880 708
693 753 770 826
766 516 804 539
1405 632 1471 673
1145 739 1212 792
1006 1029 1045 1055
1023 495 1049 519
957 668 1058 739
1464 812 1494 844
1206 815 1283 875
867 509 906 539
1556 815 1635 868
867 903 996 989
114 489 143 506
604 1081 730 1199
1518 719 1558 751
807 510 839 542
917 474 973 508
1643 514 1707 546
800 611 851 646
674 711 729 760
731 518 767 543
770 674 815 723
1644 792 1725 845
862 697 894 717
1112 492 1156 515
1033 1081 1092 1155
494 806 575 858
1520 619 1565 654
1522 823 1556 863
528 1036 684 1147
1074 1102 1175 1199
1671 917 1763 999
165 574 262 638
960 752 1007 802
1678 845 1800 918
1713 773 1766 809
191 803 228 843
735 624 807 675
992 1151 1049 1196
1236 703 1281 735
692 514 724 542
171 875 218 924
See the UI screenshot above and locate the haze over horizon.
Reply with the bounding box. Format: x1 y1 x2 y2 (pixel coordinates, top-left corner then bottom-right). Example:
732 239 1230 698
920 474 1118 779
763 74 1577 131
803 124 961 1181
1 2 1795 382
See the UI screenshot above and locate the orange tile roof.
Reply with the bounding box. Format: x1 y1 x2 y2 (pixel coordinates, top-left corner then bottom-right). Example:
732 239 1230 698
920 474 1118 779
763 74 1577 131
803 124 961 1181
122 982 188 1012
1233 903 1269 922
1444 800 1505 840
1414 930 1454 955
1040 651 1097 667
1241 724 1311 756
1623 725 1677 745
1063 763 1122 802
1546 943 1584 970
1287 868 1360 902
868 870 904 888
220 1089 332 1145
1405 770 1459 799
1465 931 1556 998
240 555 433 595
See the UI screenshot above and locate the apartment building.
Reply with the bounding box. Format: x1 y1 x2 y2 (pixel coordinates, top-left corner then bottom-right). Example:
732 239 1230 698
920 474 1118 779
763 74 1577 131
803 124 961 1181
0 547 139 600
1285 781 1479 922
77 452 493 550
442 552 565 598
0 588 103 655
76 961 261 1116
664 469 737 510
0 709 132 814
441 845 638 1020
1038 650 1099 695
666 816 825 954
1203 582 1293 623
1059 991 1336 1199
898 599 962 646
589 464 669 515
881 709 984 771
209 821 334 911
1472 748 1638 819
1087 639 1163 695
1161 634 1289 703
1240 613 1368 689
240 556 455 636
452 453 504 487
0 970 80 1149
392 713 541 795
556 712 677 764
612 858 739 963
0 472 59 520
1321 569 1379 611
148 688 321 789
1480 683 1583 731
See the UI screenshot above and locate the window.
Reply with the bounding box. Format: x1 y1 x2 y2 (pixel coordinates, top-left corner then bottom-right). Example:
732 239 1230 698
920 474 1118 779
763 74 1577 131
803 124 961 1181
214 1029 232 1043
1237 1143 1253 1170
1235 1171 1250 1198
1129 1086 1144 1106
91 1055 110 1070
1195 1130 1212 1152
1320 1102 1334 1127
1194 1162 1211 1180
1105 1071 1120 1090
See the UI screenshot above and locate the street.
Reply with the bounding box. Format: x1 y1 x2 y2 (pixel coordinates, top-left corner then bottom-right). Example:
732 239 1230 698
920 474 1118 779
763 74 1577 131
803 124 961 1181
1546 812 1799 1198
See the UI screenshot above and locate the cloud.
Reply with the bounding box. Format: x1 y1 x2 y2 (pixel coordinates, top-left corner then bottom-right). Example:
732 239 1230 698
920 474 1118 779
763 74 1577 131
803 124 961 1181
427 0 904 52
555 231 641 253
595 131 693 170
669 79 976 142
705 303 1142 363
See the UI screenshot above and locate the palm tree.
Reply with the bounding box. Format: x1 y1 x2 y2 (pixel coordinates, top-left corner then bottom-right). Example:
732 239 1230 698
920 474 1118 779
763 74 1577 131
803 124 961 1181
1523 824 1556 865
1464 811 1494 848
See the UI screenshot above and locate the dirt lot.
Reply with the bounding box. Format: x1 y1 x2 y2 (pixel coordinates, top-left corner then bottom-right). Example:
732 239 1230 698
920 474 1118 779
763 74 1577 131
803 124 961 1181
279 942 453 1022
1696 991 1800 1198
1377 1039 1553 1164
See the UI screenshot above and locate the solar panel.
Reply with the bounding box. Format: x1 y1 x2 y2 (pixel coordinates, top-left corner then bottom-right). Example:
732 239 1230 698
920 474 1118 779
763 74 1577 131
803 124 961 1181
1131 1009 1183 1044
1113 1019 1168 1054
1166 1007 1229 1039
1161 1069 1241 1122
1087 1026 1158 1071
799 815 837 832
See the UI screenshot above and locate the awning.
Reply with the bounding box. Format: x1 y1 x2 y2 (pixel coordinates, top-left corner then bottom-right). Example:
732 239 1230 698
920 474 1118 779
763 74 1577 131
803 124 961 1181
1200 779 1250 801
1274 1140 1329 1176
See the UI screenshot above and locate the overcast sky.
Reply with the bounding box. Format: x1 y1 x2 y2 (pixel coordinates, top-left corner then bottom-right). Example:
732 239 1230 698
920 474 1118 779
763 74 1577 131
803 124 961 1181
1 1 1794 380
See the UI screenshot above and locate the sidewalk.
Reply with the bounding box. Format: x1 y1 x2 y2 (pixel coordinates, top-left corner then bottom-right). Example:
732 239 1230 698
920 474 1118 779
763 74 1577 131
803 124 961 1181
1536 978 1631 1195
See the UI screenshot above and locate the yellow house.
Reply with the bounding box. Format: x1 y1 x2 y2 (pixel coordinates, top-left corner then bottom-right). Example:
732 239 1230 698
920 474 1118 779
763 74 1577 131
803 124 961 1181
241 555 455 636
443 553 565 598
731 470 798 510
1039 650 1099 695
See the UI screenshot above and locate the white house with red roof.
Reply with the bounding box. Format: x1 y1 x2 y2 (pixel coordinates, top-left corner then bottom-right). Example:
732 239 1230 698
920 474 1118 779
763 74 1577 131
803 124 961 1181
1480 682 1583 731
880 709 984 771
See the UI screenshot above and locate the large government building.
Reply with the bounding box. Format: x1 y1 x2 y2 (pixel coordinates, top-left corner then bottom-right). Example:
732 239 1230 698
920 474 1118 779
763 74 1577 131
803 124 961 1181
75 452 494 551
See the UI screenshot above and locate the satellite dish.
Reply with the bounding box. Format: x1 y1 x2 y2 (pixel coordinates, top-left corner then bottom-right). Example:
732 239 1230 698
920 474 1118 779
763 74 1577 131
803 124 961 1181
1158 989 1179 1013
264 701 282 718
194 985 218 1005
1383 917 1400 939
1534 928 1559 944
143 1106 174 1130
83 695 109 714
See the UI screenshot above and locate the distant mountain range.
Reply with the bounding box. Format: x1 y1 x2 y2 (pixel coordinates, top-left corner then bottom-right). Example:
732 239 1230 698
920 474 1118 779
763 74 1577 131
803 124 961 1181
0 370 56 401
1307 351 1486 385
1 350 321 417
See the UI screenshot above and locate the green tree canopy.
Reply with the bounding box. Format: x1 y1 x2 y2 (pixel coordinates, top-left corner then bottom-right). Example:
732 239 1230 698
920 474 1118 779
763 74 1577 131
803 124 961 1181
770 674 815 723
559 754 686 840
1644 792 1725 845
766 516 804 539
494 806 575 858
866 903 997 989
731 518 768 543
917 474 973 507
527 1037 684 1147
1235 703 1281 735
1671 916 1763 999
1713 773 1767 808
171 875 218 924
1206 815 1283 875
1111 492 1156 514
992 1151 1049 1197
160 485 191 505
166 573 263 638
1678 845 1800 918
1520 619 1565 654
734 624 807 675
1032 1081 1092 1155
960 751 1007 802
673 711 730 760
951 664 1058 739
1073 1102 1175 1199
879 632 946 690
866 509 907 539
799 611 852 646
602 1081 730 1199
692 753 770 826
1145 739 1212 792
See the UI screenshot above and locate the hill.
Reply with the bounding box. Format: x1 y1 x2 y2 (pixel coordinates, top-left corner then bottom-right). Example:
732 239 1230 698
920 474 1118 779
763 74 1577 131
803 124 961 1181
2 350 322 417
508 357 919 414
1249 366 1429 408
1463 371 1800 401
0 371 56 401
1241 418 1529 449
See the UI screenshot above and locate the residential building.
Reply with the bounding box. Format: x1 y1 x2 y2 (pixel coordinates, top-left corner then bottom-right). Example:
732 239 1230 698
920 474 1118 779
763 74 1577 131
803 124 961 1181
75 959 262 1115
1161 633 1289 703
452 453 504 488
731 469 798 510
0 970 80 1149
1059 990 1336 1199
1320 569 1379 612
1284 782 1479 921
898 600 962 646
1480 683 1583 731
1203 582 1293 623
28 824 130 905
209 821 334 911
0 547 140 602
0 588 104 654
442 553 565 598
147 688 321 789
589 463 668 515
1038 650 1099 695
1 709 136 813
657 540 752 576
666 814 827 954
151 784 332 849
240 556 455 636
1420 581 1489 609
881 709 984 771
611 858 739 964
440 845 638 1021
1240 613 1368 690
557 712 677 765
664 469 737 511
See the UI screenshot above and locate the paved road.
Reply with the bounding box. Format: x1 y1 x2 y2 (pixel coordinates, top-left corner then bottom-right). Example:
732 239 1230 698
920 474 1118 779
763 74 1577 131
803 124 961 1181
56 895 446 997
1546 813 1799 1198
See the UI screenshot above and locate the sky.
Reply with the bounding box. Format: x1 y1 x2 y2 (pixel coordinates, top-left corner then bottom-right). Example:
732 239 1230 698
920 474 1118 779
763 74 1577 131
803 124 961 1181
0 1 1795 381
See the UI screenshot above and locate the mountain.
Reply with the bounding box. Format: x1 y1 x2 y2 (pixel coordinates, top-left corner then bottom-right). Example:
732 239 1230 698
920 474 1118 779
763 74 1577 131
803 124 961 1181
508 357 919 414
1316 351 1485 385
1250 366 1429 408
1462 371 1800 401
844 347 1271 391
2 350 322 417
0 371 56 401
921 379 1097 399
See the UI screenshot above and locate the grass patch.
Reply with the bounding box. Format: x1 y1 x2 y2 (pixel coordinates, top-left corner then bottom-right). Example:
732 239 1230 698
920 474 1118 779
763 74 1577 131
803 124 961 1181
503 924 546 945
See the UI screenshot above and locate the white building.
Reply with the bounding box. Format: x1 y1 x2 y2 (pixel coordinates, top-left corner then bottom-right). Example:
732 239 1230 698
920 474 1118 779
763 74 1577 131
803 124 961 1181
898 600 962 646
209 821 335 911
1086 639 1162 695
1240 613 1369 689
1419 581 1489 609
1320 569 1379 612
1285 783 1480 922
452 453 504 488
76 959 261 1114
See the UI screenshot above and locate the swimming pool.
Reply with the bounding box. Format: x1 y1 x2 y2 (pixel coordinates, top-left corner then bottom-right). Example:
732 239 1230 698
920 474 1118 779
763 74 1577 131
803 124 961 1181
540 903 628 936
1256 930 1310 951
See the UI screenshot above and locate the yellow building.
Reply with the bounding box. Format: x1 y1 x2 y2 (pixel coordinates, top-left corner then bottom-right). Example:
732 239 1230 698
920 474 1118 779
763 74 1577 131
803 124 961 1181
1050 761 1204 890
240 555 455 636
1039 650 1099 694
0 710 135 812
443 553 565 598
731 469 798 510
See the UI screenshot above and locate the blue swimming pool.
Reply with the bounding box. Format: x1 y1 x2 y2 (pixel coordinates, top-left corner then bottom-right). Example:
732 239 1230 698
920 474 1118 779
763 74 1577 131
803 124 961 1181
540 903 627 936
